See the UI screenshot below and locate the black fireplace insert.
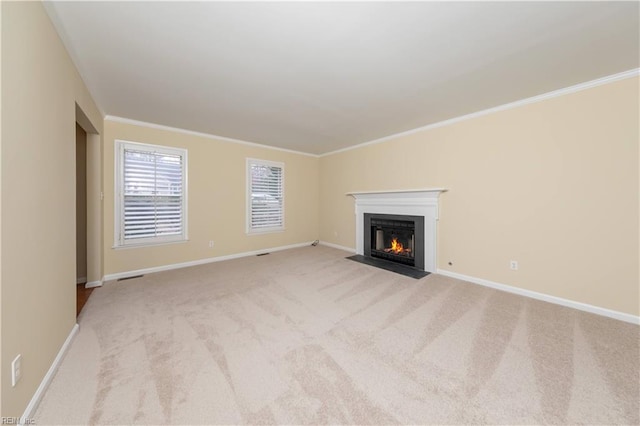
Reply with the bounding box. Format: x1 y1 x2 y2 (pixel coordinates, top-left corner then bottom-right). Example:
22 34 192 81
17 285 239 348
364 213 425 271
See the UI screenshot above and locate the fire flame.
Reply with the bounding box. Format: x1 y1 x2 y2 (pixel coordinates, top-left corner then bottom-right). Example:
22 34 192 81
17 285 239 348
390 237 404 254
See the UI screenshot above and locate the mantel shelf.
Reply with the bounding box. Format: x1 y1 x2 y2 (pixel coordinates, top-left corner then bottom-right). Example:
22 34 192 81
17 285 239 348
347 188 447 198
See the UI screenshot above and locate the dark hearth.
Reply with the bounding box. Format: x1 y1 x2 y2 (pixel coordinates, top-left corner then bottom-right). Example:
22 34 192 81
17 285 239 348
346 254 429 279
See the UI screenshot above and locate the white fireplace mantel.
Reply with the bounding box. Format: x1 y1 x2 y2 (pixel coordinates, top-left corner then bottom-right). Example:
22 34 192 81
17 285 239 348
347 188 447 273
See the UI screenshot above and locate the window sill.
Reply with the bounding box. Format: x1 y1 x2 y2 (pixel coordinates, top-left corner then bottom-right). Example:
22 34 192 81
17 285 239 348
246 228 285 236
112 239 189 250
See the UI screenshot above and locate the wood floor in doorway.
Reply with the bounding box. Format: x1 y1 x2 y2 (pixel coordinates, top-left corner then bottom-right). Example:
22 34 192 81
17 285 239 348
76 283 94 317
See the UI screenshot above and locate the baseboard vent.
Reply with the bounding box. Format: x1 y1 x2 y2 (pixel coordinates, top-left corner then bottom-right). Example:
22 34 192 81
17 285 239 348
117 275 144 281
256 253 270 256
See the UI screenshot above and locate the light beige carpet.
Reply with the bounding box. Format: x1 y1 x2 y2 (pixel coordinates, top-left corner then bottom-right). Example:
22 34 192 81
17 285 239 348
35 246 639 425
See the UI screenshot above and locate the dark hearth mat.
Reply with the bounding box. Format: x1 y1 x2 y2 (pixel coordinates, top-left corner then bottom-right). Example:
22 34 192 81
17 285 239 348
346 255 430 279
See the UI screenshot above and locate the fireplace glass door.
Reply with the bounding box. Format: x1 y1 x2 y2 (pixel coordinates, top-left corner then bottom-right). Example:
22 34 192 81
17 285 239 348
370 217 415 266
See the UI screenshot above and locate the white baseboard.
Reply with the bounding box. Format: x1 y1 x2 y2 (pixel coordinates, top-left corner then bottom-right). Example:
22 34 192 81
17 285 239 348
319 241 356 253
84 280 102 289
20 323 79 425
437 269 640 325
76 277 87 284
103 241 315 282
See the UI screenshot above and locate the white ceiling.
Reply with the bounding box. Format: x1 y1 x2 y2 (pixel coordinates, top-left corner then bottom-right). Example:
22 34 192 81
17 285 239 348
45 1 639 155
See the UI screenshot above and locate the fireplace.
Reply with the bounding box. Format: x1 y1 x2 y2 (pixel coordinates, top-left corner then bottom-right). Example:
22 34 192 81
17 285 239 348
347 189 446 276
364 213 425 270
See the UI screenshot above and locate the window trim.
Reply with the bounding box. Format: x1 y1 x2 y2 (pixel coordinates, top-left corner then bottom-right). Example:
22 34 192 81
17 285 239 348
114 140 188 248
246 158 285 235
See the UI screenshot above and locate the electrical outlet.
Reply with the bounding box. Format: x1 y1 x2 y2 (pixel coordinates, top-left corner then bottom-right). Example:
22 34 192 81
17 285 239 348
12 354 22 387
510 260 518 270
208 240 215 248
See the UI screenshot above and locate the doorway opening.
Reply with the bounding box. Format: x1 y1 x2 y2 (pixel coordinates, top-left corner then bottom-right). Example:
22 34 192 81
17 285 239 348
76 123 87 287
75 104 102 317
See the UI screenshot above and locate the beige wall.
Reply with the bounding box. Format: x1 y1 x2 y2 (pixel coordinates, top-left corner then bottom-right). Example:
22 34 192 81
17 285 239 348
320 77 639 316
103 120 319 276
1 2 102 416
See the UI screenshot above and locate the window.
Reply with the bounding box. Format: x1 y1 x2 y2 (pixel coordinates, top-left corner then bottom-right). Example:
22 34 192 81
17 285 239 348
247 158 284 233
115 140 187 247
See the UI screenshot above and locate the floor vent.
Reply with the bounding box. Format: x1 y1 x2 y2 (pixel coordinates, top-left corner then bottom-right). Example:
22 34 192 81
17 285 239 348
117 275 144 282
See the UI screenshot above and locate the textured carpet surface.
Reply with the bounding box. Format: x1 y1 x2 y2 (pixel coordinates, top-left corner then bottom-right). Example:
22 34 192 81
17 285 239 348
35 246 639 425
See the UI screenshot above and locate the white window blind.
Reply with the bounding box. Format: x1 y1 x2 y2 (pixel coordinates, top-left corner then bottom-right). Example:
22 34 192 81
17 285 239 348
115 141 187 247
247 159 284 233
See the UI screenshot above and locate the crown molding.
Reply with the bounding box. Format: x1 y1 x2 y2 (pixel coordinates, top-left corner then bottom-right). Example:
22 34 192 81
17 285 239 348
104 115 320 158
321 68 640 157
